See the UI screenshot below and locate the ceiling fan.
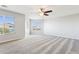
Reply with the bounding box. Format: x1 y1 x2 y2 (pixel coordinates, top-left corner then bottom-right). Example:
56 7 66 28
39 8 53 16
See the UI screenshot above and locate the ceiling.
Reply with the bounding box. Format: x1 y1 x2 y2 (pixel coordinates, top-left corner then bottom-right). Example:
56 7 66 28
0 5 79 18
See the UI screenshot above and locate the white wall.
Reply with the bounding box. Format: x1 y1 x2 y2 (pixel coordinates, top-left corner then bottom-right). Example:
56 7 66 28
0 9 25 43
44 14 79 39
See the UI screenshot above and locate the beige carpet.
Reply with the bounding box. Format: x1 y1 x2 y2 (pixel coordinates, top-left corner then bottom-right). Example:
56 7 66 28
0 35 79 54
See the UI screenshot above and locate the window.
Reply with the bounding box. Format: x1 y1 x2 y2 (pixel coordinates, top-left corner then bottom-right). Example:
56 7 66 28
0 16 15 35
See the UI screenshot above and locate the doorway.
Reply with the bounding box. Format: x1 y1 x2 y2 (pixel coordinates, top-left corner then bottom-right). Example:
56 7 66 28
30 19 43 35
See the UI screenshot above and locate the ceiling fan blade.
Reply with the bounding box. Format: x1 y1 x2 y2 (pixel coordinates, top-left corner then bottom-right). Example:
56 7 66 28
44 10 52 13
44 13 49 16
40 8 45 12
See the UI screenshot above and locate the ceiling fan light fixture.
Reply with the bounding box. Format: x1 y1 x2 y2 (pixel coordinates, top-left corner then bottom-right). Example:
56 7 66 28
39 12 44 16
